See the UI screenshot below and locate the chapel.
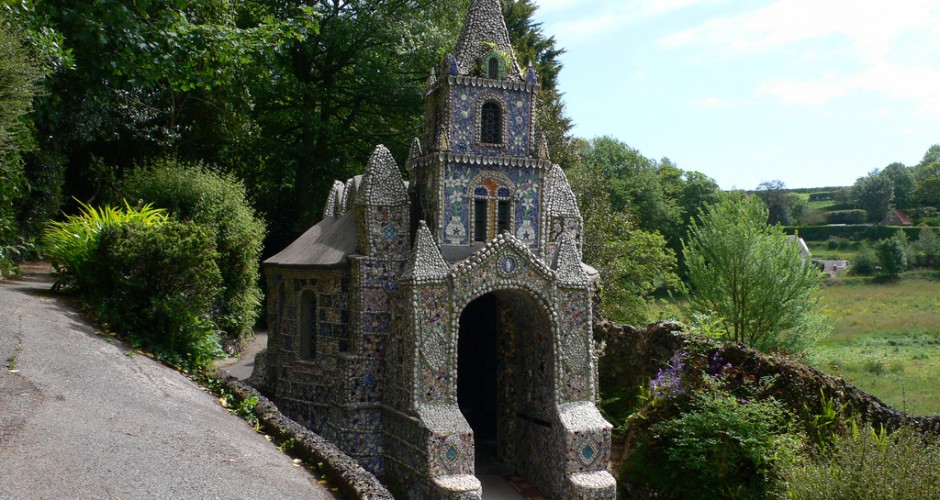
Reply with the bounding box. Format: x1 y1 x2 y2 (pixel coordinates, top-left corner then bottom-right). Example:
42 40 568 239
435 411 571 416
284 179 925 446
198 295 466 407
260 0 615 496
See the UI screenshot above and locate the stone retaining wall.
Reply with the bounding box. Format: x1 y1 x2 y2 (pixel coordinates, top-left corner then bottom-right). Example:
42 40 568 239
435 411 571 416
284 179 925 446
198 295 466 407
594 320 940 434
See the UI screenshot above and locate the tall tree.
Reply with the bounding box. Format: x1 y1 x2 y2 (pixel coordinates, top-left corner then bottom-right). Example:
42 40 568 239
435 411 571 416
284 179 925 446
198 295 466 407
912 227 940 269
20 0 312 203
576 136 720 253
682 193 829 355
877 230 909 278
917 144 940 168
754 180 792 225
240 0 468 241
568 146 681 324
851 169 894 222
881 162 915 209
914 164 940 206
0 16 51 275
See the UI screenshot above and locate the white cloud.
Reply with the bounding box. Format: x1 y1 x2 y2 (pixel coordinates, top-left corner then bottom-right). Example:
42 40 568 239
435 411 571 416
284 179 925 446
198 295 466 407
757 62 940 108
660 0 939 61
757 78 846 105
654 0 940 111
694 96 726 108
534 0 719 44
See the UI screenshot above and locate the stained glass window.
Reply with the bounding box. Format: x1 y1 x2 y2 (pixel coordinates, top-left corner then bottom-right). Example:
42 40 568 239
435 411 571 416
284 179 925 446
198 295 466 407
481 102 501 144
497 200 509 235
474 199 488 242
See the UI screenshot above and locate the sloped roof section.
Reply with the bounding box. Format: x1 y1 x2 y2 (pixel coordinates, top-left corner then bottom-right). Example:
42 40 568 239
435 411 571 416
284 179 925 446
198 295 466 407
453 0 521 79
263 210 357 268
545 164 581 218
402 221 450 282
357 145 408 205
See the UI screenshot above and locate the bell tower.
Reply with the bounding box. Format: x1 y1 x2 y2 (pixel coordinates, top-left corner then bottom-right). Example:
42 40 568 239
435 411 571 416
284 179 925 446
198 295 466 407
407 0 547 259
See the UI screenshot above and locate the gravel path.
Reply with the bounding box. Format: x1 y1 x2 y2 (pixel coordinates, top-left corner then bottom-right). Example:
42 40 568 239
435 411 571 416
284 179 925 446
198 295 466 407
0 272 335 499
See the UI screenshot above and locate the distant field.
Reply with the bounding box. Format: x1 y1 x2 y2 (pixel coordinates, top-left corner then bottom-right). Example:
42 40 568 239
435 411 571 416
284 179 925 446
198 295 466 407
811 274 940 416
806 243 857 261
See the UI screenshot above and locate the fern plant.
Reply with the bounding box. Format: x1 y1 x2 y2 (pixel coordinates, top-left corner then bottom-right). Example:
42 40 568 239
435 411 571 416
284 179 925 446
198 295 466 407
42 199 166 289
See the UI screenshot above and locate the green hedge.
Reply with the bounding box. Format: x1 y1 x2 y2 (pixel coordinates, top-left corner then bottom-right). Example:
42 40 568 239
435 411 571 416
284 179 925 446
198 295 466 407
87 221 223 369
123 160 266 345
786 225 923 242
825 209 866 225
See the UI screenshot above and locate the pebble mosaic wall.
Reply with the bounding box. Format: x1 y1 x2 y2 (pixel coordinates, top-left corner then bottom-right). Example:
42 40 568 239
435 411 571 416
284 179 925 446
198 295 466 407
260 0 616 497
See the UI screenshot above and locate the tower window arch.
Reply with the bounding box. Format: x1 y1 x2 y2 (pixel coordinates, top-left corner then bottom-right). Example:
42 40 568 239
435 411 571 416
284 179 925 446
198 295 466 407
480 101 502 145
488 57 500 79
469 172 514 242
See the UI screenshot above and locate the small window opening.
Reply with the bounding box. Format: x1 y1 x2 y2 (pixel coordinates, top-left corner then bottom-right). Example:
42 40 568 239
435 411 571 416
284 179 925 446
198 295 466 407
481 102 502 144
474 199 488 242
488 57 500 79
497 200 509 235
300 291 317 359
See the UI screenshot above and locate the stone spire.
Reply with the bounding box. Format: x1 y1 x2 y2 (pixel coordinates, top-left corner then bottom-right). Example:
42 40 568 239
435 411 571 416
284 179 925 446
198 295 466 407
552 231 586 287
402 221 450 283
545 165 581 218
357 145 408 206
452 0 521 78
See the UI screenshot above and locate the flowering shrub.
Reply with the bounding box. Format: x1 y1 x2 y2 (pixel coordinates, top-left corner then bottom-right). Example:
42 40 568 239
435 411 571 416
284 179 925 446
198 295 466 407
620 345 803 498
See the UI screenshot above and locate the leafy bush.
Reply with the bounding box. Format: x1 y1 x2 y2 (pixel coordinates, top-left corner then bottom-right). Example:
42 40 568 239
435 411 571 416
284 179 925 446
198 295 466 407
876 230 909 278
42 200 167 289
780 425 940 499
0 22 49 278
86 221 223 370
653 391 801 499
620 347 805 499
850 241 878 275
123 160 266 344
825 209 867 225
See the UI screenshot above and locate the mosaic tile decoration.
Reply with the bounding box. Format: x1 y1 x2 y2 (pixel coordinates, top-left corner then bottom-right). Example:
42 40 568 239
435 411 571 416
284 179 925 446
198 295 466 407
260 0 616 497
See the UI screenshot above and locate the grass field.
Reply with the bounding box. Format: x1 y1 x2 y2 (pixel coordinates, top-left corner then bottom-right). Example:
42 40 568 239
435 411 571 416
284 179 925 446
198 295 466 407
811 273 940 416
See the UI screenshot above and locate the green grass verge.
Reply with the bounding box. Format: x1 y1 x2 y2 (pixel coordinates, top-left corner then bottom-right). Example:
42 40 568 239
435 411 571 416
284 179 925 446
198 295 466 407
812 274 940 415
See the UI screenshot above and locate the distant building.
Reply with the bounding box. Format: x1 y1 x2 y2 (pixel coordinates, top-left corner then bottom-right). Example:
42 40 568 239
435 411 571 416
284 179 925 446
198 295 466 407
882 208 913 226
787 235 811 260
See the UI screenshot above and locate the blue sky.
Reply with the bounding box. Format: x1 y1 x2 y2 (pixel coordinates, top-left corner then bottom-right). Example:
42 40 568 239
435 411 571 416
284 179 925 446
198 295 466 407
530 0 940 190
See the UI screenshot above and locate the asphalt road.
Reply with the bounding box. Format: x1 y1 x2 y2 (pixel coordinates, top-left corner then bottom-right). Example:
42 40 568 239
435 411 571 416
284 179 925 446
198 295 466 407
0 272 335 499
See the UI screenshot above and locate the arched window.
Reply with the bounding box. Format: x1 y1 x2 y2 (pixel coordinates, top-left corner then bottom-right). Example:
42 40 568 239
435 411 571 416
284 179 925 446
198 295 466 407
470 173 514 242
480 102 502 144
488 57 500 79
300 290 317 359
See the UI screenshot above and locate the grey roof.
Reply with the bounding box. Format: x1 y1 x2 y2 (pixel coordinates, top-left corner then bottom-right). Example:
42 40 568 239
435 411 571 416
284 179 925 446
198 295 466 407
402 221 450 282
453 0 521 79
357 145 408 206
263 210 358 269
545 165 581 218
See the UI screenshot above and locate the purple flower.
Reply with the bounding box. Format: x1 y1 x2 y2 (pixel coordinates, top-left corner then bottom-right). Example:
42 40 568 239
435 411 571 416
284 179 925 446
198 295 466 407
708 351 732 376
650 351 687 399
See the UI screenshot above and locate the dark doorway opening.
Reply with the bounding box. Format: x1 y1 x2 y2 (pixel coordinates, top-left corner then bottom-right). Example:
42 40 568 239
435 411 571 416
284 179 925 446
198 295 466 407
457 293 500 459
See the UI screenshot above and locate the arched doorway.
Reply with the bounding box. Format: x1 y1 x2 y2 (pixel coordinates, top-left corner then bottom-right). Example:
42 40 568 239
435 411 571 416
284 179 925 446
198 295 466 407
456 289 554 478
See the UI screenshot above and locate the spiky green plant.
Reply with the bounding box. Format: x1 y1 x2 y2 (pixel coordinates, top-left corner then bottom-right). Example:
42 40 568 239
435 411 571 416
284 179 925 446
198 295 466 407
43 199 166 289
